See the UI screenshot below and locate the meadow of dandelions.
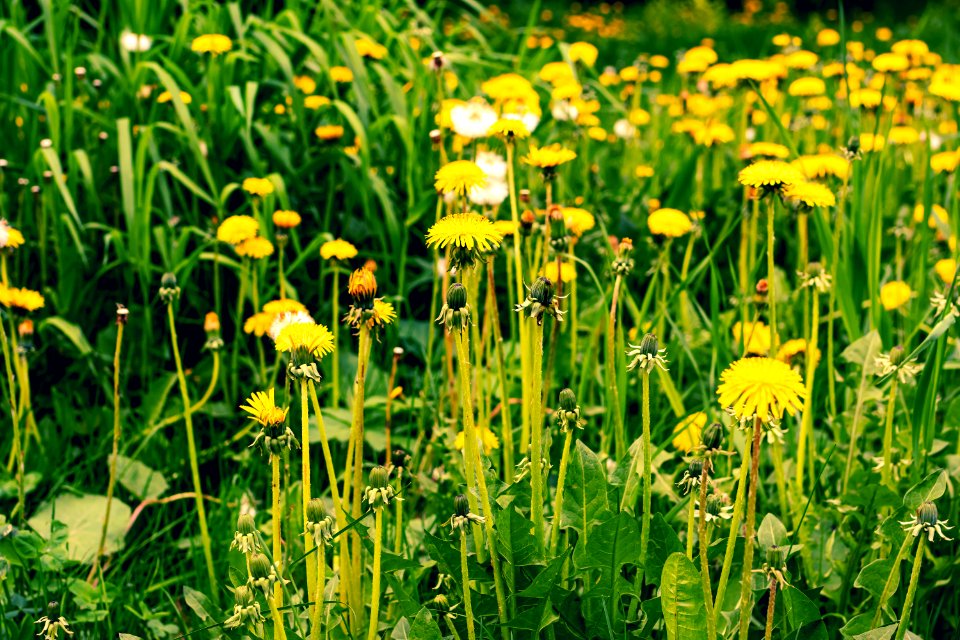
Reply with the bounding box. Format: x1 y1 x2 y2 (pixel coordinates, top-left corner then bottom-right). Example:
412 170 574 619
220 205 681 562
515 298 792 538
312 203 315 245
2 1 960 639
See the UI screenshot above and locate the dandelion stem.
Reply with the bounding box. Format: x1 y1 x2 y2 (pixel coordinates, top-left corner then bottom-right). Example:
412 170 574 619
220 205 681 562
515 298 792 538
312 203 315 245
300 379 317 615
686 493 697 560
366 508 383 640
529 320 547 544
872 533 913 628
639 371 653 580
549 428 575 555
766 197 779 356
271 454 283 617
894 536 924 640
715 432 752 613
738 416 764 640
167 302 218 605
91 320 124 581
310 543 326 640
881 377 899 489
0 315 24 521
331 267 341 407
764 578 778 640
699 461 716 640
460 533 477 640
487 260 515 482
795 293 819 494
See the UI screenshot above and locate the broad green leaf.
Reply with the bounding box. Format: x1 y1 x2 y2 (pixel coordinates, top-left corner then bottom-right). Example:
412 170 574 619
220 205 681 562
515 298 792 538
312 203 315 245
497 506 544 567
504 597 559 632
406 607 443 640
183 585 213 622
840 330 883 373
645 514 683 587
113 455 168 500
855 559 897 599
29 494 130 564
758 513 788 550
852 624 897 640
776 586 821 630
39 317 93 356
903 469 947 511
561 441 612 538
660 552 707 640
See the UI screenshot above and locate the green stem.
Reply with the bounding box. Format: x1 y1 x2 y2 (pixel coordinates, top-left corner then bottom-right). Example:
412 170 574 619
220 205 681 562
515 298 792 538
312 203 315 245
764 579 777 640
0 316 24 520
300 379 317 615
639 371 652 577
549 429 575 555
686 494 696 560
366 508 383 640
272 455 283 619
92 321 124 579
460 533 477 640
268 593 288 640
529 320 546 544
310 543 327 640
487 260 515 483
331 268 340 407
881 378 899 489
795 295 819 494
894 536 924 640
699 463 716 640
738 417 764 640
766 198 778 356
167 303 218 605
872 534 913 628
715 430 752 613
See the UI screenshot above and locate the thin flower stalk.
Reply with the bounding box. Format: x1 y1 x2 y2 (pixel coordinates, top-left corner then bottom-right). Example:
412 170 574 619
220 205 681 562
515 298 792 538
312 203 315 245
715 437 752 612
894 536 924 640
738 416 764 640
699 462 716 640
487 260 515 481
366 508 384 640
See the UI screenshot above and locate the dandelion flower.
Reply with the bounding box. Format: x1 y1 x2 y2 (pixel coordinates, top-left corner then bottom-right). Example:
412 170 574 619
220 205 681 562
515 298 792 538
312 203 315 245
347 267 378 302
0 220 25 250
732 320 771 355
304 95 331 110
0 286 44 313
426 213 503 271
315 125 345 141
788 77 825 97
242 177 274 197
739 160 803 190
522 144 577 171
372 299 398 326
236 237 275 259
569 42 599 67
217 215 259 245
275 322 335 359
783 181 836 208
262 298 308 315
934 258 957 284
191 34 233 55
488 118 530 140
320 238 358 261
330 66 354 83
272 210 301 229
776 338 821 368
562 207 595 237
647 208 692 237
241 388 288 426
792 154 850 181
542 261 576 283
157 90 192 104
930 150 960 174
355 38 387 59
245 312 276 337
880 281 912 310
454 424 501 455
744 142 790 160
434 160 487 195
717 357 806 423
672 412 707 453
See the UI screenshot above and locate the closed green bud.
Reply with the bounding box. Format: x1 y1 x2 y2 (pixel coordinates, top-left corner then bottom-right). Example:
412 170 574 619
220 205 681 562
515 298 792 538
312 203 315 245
370 465 389 490
559 388 577 413
530 276 554 305
237 513 256 536
306 498 326 524
159 272 181 303
766 545 786 568
234 585 255 607
161 272 178 289
639 333 659 357
889 345 907 367
446 283 468 311
918 501 939 527
454 494 470 518
701 421 724 451
250 553 272 579
706 493 725 518
688 458 705 479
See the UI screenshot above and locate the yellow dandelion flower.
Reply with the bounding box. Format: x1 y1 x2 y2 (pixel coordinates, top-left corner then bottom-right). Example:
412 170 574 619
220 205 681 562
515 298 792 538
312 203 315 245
788 77 825 97
635 165 654 178
647 208 692 237
191 34 233 55
783 181 836 208
542 261 576 283
482 73 535 101
355 38 387 59
304 95 331 110
888 126 919 145
569 42 599 67
930 150 960 174
672 412 707 453
860 133 885 152
488 118 530 140
330 66 354 83
744 142 790 160
372 299 397 326
817 29 840 47
732 320 771 355
880 281 912 310
0 221 25 250
872 53 909 73
240 388 288 426
738 160 803 190
717 357 806 422
934 258 957 284
0 286 44 313
293 75 316 94
157 90 192 104
913 204 948 229
776 338 821 368
792 154 850 181
348 267 378 301
320 238 358 261
217 215 259 245
425 213 503 263
492 220 519 236
244 312 275 337
434 160 487 195
562 207 595 237
204 312 221 333
235 236 274 259
522 144 577 170
242 177 274 197
272 210 301 229
454 424 501 455
275 322 335 359
315 125 344 141
262 299 308 315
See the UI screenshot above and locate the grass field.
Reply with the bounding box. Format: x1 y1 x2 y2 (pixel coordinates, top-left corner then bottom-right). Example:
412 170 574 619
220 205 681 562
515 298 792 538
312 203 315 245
2 1 960 638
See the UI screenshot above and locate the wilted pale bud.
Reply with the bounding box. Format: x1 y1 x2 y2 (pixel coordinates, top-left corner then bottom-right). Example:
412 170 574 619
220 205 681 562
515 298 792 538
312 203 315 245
431 51 445 72
115 303 129 326
306 498 326 525
250 553 271 580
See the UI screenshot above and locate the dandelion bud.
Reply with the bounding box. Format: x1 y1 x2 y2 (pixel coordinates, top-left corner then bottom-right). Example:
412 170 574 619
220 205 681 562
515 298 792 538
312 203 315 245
519 188 531 204
688 458 705 478
347 267 377 306
159 272 180 303
639 333 659 357
888 345 907 367
250 553 271 580
370 465 389 489
701 421 724 451
237 513 256 536
447 283 468 310
845 135 861 157
917 501 939 527
454 494 470 518
204 311 220 333
18 319 33 339
559 388 578 412
234 584 255 607
520 210 536 236
431 51 445 72
531 276 554 305
306 498 326 524
766 545 786 568
115 303 129 326
706 493 725 518
756 278 769 296
429 128 442 146
612 237 634 276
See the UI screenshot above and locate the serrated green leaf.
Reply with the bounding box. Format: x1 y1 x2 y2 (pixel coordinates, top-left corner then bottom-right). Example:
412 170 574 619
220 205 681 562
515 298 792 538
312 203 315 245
660 552 707 640
561 441 612 538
